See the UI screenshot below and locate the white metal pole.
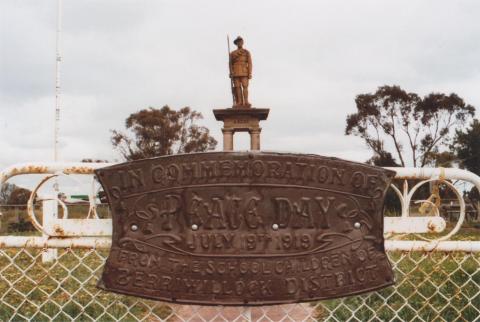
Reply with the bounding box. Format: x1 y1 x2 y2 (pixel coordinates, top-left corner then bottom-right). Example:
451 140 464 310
54 0 62 164
46 0 63 263
42 199 58 263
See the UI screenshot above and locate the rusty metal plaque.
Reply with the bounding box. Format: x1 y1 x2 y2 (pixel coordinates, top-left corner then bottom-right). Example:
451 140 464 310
96 152 396 305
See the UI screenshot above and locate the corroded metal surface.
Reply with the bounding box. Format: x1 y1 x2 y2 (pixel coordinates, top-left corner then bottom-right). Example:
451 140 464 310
96 152 396 305
0 161 113 185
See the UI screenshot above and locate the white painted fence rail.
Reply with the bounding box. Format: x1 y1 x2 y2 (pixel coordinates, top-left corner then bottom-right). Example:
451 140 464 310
1 162 479 240
1 236 479 252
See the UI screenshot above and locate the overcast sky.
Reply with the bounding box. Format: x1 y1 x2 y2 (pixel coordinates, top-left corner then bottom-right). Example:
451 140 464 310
1 0 480 173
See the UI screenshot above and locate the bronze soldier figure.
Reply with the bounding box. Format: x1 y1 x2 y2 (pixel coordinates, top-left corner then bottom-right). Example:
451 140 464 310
229 36 252 107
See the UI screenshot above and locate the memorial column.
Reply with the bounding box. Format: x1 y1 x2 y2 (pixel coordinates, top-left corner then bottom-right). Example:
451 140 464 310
250 128 261 150
222 128 234 151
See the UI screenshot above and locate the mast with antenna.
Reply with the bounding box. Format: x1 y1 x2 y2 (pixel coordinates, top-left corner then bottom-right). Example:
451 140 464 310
53 0 62 193
54 0 62 165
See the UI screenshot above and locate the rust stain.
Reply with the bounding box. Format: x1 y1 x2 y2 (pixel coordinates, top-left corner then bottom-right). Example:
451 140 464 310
1 163 103 186
17 165 49 175
395 175 420 180
2 165 50 183
427 220 444 233
53 225 66 237
64 166 95 175
48 235 70 240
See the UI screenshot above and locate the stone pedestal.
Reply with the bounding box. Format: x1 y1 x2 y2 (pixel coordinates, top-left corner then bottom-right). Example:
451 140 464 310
213 107 269 151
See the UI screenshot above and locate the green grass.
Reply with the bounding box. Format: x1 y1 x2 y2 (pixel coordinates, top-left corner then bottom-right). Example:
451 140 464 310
313 251 480 321
0 245 478 321
0 205 110 235
0 248 172 321
312 227 480 321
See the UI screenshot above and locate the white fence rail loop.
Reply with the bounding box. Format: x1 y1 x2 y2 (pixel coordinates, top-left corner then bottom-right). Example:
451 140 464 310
0 162 479 321
2 163 478 242
384 167 473 242
1 162 113 239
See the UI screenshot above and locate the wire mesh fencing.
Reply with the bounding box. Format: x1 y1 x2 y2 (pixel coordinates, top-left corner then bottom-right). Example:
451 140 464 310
0 247 478 321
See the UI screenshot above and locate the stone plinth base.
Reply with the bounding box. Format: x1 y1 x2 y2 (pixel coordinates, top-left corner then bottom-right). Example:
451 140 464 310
213 107 269 151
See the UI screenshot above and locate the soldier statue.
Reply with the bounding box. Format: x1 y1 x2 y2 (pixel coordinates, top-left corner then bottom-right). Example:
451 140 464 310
229 36 252 107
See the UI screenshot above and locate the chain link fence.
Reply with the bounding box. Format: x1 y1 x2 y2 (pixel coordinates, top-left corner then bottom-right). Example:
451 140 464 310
0 246 478 321
1 164 479 321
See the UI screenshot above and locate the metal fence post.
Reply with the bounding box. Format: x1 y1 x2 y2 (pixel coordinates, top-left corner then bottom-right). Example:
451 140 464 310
42 198 58 263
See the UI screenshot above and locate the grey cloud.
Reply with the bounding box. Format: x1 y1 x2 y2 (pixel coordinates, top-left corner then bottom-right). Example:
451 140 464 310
1 0 480 171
